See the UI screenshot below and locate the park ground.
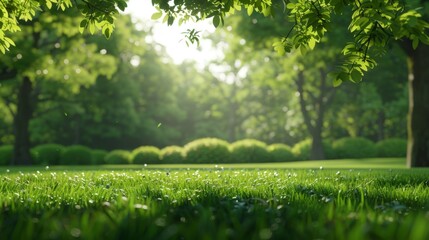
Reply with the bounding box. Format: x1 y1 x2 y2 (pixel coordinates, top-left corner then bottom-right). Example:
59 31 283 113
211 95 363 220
0 158 428 240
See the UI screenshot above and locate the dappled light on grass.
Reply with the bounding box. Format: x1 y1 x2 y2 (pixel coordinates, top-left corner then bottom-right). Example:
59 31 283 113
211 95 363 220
0 167 428 239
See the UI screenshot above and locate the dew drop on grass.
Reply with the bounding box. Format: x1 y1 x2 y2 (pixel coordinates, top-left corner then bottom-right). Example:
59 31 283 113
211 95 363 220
70 228 81 238
155 217 166 227
134 204 148 210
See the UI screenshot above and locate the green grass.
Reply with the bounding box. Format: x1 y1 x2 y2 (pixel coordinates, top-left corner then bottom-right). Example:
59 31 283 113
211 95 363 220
0 157 408 172
0 158 428 239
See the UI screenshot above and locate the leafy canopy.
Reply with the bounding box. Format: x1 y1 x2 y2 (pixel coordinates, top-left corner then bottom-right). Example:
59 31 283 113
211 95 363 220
1 0 429 84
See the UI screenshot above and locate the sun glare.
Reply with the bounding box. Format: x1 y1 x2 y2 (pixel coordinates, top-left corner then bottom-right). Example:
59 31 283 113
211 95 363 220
124 0 219 66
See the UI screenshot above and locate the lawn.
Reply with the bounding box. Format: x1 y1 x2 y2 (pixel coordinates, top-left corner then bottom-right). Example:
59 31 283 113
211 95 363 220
0 158 428 239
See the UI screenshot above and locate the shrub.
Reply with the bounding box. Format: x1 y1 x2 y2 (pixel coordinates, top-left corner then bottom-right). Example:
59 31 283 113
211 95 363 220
376 138 407 157
161 146 184 163
292 139 337 160
292 139 312 160
184 138 230 163
333 137 376 159
32 144 64 165
60 145 92 165
105 150 131 164
268 144 295 162
132 146 161 164
0 145 13 166
91 149 108 165
230 139 270 163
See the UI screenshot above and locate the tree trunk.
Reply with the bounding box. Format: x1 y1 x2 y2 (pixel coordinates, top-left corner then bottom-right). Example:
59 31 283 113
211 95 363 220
227 102 238 142
377 111 385 141
296 71 326 160
311 127 325 160
12 76 34 165
406 44 429 167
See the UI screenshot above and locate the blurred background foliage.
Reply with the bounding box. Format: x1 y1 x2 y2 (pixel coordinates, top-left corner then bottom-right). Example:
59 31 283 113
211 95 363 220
0 8 408 161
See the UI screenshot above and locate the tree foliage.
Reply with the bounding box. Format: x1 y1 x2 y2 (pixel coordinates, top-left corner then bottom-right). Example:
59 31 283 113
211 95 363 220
1 0 428 86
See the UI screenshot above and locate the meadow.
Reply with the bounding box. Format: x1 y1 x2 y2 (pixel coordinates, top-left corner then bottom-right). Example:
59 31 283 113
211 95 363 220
0 159 428 240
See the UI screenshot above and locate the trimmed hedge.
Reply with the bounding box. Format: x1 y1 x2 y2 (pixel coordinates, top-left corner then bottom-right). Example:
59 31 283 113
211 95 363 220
268 144 295 162
161 146 184 163
132 146 161 164
184 138 230 163
60 145 92 165
32 144 64 165
292 140 336 160
105 150 131 164
292 139 312 160
1 137 405 166
333 137 376 159
230 139 270 163
0 145 13 166
91 149 108 165
376 138 407 157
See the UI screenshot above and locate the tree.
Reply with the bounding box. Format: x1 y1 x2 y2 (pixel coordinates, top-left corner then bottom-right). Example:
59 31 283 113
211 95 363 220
0 9 116 165
2 0 429 167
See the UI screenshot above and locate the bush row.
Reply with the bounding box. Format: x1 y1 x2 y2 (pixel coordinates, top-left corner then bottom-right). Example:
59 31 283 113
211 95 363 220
0 137 407 165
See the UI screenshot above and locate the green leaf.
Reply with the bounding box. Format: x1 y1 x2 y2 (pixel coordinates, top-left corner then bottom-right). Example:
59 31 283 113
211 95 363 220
46 1 52 9
272 41 285 55
350 69 362 83
79 19 88 33
89 21 95 34
299 45 307 55
286 3 295 9
4 37 15 46
247 6 254 16
162 14 169 23
262 6 271 17
167 15 175 26
308 38 316 50
412 38 419 50
333 77 342 87
103 27 111 39
80 19 88 28
117 1 127 11
151 12 163 20
213 15 220 28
